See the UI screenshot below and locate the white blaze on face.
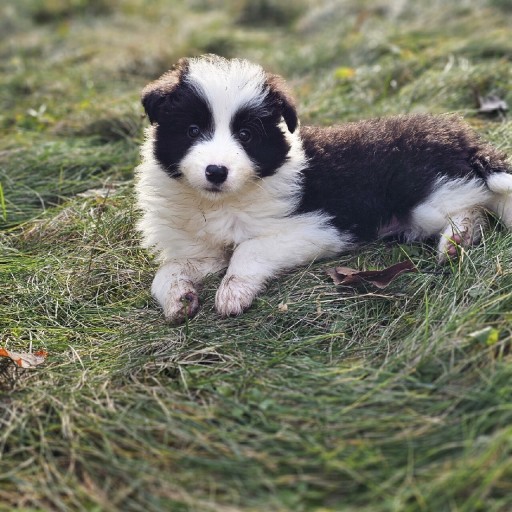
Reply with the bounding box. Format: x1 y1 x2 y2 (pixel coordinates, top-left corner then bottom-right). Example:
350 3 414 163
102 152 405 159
178 57 270 197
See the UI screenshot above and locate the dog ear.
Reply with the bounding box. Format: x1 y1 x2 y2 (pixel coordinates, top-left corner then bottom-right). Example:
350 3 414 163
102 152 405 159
141 58 189 124
265 72 299 133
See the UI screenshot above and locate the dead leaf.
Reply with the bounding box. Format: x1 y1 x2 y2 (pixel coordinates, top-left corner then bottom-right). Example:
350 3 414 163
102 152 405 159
0 348 48 368
278 302 288 313
478 94 508 115
326 260 417 289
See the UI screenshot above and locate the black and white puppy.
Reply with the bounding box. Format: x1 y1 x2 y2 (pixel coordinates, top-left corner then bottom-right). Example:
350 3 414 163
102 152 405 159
136 54 512 323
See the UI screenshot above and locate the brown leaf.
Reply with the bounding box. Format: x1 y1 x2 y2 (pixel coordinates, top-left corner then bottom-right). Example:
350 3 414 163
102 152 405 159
0 348 48 368
326 260 418 289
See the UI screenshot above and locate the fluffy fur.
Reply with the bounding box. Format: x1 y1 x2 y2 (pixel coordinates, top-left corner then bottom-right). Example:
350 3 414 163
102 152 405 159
135 54 512 323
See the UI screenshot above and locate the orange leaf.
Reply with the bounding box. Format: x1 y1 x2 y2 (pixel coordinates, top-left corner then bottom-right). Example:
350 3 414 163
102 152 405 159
0 347 48 368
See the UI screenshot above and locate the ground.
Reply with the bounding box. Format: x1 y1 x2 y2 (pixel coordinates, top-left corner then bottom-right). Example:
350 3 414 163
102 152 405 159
1 1 512 511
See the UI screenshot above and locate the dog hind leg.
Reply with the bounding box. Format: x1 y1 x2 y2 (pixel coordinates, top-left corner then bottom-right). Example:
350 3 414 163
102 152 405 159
437 208 488 262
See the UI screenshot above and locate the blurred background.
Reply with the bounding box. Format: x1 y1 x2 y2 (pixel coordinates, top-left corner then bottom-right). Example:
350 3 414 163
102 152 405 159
1 0 511 226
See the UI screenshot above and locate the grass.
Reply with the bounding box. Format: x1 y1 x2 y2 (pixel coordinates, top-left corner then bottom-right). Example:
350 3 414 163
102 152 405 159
1 0 512 510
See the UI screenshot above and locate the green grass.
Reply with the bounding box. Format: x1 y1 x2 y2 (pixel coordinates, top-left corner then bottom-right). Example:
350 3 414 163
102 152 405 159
1 0 512 510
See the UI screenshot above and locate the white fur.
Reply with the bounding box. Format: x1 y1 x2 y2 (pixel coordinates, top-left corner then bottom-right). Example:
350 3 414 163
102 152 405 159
406 177 492 240
485 173 512 228
186 57 268 118
486 172 512 195
179 127 256 197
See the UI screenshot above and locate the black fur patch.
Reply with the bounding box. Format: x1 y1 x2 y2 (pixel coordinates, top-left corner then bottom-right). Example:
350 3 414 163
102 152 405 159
153 81 214 178
231 104 290 177
297 114 507 241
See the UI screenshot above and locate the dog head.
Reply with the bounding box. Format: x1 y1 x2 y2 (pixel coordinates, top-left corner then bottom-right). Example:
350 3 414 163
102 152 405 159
141 55 298 198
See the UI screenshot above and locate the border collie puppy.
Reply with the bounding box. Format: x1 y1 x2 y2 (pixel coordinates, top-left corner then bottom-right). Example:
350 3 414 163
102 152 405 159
136 54 512 323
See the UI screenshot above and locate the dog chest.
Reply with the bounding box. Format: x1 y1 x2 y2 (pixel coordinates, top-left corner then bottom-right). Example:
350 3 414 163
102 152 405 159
179 204 258 247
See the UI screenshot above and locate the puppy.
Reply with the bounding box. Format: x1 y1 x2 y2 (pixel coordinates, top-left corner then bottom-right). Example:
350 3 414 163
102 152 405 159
135 54 512 323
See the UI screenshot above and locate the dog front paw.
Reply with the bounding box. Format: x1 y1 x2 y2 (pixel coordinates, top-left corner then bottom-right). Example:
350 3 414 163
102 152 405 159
215 275 261 317
162 290 200 324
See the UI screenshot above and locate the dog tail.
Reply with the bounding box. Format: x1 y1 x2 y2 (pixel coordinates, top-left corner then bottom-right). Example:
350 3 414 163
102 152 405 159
485 171 512 229
486 171 512 195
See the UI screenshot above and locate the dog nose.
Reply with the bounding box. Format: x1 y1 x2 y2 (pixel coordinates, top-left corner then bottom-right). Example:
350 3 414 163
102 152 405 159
205 165 228 184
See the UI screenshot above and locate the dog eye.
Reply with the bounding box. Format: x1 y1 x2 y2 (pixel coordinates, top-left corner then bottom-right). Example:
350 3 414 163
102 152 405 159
188 125 200 138
238 128 252 143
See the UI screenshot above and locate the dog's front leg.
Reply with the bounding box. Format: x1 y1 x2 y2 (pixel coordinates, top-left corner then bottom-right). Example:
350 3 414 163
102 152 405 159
152 257 227 323
215 222 347 317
